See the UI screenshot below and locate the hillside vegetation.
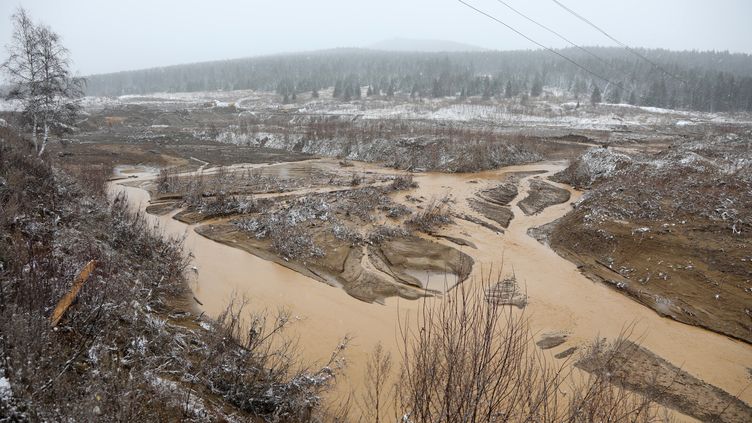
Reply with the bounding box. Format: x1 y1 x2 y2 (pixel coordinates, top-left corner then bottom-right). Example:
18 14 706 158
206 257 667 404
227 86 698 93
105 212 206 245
84 48 752 112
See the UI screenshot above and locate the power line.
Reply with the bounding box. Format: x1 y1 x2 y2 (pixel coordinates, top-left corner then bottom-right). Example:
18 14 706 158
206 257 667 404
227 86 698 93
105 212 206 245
493 0 611 68
550 0 688 84
456 0 623 89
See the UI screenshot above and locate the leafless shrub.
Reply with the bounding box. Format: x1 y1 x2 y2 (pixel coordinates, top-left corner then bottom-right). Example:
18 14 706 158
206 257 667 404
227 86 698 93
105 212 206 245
61 163 113 197
384 203 411 219
201 299 349 422
358 343 393 423
336 187 391 222
390 173 418 191
236 196 329 261
271 224 324 262
155 166 181 194
405 196 453 232
391 274 669 423
394 278 563 422
199 192 257 218
332 222 364 246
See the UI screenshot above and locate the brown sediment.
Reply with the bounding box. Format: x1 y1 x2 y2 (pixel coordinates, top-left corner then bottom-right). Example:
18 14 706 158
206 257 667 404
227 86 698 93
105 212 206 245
194 222 473 303
110 159 752 419
468 197 514 228
536 332 569 350
577 340 752 423
453 212 505 234
433 234 477 249
518 179 572 216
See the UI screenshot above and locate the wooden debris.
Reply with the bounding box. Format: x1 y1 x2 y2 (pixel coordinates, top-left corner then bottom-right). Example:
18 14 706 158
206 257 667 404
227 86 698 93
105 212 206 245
50 260 97 328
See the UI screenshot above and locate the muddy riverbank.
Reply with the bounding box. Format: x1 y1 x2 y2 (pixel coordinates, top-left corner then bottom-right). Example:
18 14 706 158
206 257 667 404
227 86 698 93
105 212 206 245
111 159 752 420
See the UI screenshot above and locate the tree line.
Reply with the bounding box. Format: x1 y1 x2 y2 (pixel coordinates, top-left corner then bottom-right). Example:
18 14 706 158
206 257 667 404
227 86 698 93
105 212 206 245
83 47 752 112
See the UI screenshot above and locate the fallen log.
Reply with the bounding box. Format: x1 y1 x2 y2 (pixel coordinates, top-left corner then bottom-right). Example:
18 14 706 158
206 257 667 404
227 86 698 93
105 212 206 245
50 260 97 328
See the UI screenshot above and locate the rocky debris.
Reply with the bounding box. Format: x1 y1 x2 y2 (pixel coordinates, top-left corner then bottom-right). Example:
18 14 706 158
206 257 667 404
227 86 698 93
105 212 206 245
485 277 527 308
577 339 752 423
536 332 569 350
518 180 571 216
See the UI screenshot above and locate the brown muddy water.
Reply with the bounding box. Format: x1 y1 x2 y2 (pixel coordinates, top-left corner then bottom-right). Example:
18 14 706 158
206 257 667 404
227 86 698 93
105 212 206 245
110 159 752 419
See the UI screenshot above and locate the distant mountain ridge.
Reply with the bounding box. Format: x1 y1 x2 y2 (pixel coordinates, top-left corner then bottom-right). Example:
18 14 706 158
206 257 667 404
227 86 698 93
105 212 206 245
367 38 487 52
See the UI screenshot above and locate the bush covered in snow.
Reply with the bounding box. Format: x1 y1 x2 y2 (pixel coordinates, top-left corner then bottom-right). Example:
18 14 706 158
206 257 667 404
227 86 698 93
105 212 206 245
554 147 633 188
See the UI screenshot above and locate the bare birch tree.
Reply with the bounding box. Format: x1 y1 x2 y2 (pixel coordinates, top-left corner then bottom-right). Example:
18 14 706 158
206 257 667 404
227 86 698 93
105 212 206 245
2 8 41 149
2 8 83 156
34 24 83 156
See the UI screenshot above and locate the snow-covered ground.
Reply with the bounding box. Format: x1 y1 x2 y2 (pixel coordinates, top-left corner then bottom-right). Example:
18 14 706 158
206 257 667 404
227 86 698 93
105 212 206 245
3 87 751 132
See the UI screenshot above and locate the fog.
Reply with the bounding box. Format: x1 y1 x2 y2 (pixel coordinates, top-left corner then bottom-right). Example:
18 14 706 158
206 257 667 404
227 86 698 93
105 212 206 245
1 0 751 75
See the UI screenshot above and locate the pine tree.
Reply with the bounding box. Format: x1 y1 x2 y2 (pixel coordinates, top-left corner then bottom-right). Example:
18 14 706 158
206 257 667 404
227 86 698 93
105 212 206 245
410 84 419 99
530 74 543 97
505 81 513 98
311 88 319 99
591 85 602 106
482 77 491 100
432 79 441 98
606 84 622 104
628 91 637 105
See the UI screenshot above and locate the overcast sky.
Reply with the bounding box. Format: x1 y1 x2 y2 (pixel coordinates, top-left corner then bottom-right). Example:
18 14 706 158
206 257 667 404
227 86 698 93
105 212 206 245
1 0 751 75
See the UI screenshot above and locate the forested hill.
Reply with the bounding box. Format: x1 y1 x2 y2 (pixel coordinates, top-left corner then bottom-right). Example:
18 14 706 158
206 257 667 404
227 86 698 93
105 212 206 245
84 47 752 112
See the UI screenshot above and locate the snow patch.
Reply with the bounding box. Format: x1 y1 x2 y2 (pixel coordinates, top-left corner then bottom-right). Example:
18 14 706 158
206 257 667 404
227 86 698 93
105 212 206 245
0 375 11 400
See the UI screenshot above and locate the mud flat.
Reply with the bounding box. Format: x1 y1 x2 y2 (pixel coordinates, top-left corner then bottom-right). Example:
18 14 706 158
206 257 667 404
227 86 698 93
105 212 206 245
547 143 752 344
518 179 572 216
196 222 472 303
111 159 752 420
577 340 752 423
